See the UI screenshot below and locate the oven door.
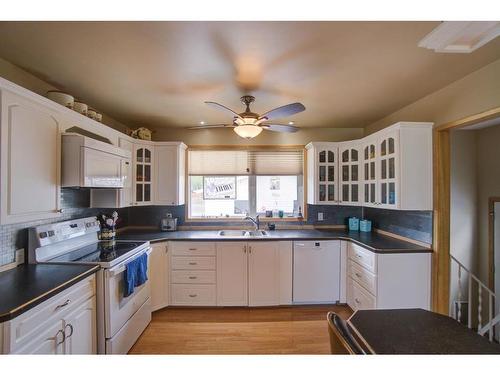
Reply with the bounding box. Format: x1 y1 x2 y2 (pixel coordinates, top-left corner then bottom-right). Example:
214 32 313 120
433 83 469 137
104 247 151 339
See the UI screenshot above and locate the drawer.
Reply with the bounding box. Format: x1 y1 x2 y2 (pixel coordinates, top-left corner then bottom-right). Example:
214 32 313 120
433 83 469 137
170 242 216 257
348 260 377 295
171 270 216 284
171 256 216 270
6 274 95 352
171 284 216 305
348 243 376 272
347 278 376 311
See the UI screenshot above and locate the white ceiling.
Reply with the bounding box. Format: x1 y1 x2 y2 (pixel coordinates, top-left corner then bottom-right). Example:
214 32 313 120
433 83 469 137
1 21 499 130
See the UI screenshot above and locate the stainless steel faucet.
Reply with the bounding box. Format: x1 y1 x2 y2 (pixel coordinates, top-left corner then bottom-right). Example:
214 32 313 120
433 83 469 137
244 215 260 230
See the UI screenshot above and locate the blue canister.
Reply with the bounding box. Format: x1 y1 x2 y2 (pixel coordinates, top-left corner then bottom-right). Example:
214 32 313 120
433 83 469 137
360 219 372 232
348 217 360 231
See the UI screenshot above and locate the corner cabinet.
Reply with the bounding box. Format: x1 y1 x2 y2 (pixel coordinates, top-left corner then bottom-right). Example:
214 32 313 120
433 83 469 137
307 122 433 210
0 89 62 224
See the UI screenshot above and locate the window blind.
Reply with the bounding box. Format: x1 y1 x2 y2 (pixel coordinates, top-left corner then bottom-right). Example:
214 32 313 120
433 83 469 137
188 149 304 175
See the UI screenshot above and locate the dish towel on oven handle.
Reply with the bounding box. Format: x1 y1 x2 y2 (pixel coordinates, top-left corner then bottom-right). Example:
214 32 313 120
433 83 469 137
124 253 149 297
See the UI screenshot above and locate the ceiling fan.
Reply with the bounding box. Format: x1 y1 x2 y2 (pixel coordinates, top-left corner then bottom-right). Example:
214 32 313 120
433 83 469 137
188 95 306 139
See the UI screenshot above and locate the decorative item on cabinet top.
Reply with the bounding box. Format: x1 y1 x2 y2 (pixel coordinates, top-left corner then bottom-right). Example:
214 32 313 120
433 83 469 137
130 127 153 141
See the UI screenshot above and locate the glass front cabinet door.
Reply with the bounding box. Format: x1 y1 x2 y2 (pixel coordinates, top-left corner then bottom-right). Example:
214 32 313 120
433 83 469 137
362 139 377 206
377 131 399 208
134 145 154 205
317 147 338 204
339 144 360 205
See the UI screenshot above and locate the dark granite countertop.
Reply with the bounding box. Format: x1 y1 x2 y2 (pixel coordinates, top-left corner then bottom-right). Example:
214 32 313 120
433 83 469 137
348 309 500 354
0 263 100 323
116 228 432 254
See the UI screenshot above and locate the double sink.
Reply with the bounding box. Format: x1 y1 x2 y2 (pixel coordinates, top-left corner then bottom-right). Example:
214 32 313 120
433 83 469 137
218 230 268 237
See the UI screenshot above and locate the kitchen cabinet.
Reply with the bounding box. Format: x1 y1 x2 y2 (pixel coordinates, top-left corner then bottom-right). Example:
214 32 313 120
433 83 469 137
216 241 292 307
306 142 338 204
216 242 248 306
150 241 170 311
134 144 154 205
307 122 433 210
346 242 431 311
0 89 62 224
339 143 361 205
169 242 217 306
154 143 186 205
2 275 97 354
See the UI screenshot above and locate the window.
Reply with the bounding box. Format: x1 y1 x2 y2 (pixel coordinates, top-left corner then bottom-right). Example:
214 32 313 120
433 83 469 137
188 149 304 219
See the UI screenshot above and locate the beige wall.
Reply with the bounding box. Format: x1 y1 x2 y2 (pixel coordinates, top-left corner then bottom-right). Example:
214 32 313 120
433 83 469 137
477 125 500 285
0 57 130 134
366 58 500 134
151 126 364 145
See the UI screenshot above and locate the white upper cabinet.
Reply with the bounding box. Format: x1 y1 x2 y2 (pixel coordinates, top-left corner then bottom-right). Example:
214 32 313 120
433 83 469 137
133 144 154 205
0 90 62 224
306 142 338 205
308 122 433 211
338 143 361 205
154 143 186 206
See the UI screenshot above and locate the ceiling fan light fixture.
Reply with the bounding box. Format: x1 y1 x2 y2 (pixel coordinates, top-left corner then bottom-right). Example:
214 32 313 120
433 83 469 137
233 124 263 139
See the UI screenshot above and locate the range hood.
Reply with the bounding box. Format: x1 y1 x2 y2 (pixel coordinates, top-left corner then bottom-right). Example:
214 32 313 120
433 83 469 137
62 133 131 188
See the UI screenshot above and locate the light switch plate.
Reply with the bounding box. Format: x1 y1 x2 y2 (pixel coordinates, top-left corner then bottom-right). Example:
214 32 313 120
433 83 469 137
318 212 324 221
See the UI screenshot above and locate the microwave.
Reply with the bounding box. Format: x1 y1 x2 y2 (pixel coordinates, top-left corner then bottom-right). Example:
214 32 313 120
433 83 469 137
62 133 131 188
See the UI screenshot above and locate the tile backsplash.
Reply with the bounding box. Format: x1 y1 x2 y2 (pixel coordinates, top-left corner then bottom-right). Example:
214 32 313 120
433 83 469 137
0 192 433 267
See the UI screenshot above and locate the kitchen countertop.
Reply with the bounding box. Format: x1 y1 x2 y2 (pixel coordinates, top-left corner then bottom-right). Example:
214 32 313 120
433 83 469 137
348 309 500 354
0 263 100 323
116 228 432 254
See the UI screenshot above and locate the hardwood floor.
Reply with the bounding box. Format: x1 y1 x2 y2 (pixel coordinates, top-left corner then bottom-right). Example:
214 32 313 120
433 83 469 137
129 305 352 354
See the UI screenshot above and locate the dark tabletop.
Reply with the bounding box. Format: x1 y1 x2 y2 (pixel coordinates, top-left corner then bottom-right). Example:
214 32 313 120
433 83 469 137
348 309 500 354
116 228 431 254
0 263 100 323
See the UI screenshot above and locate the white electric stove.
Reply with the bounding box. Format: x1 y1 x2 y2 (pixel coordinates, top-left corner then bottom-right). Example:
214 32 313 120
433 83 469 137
28 216 152 354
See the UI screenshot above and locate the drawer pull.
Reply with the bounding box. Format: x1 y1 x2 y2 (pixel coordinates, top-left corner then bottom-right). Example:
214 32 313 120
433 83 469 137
188 276 197 280
355 298 361 304
55 329 66 345
55 299 71 310
356 254 362 258
188 262 197 265
188 294 198 298
188 248 197 251
355 272 362 278
64 323 74 339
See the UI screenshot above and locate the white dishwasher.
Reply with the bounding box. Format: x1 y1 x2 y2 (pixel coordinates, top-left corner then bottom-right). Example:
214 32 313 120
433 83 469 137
293 240 341 304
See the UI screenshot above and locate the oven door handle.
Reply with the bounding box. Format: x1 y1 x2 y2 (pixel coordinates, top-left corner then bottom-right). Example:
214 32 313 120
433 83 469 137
107 247 152 277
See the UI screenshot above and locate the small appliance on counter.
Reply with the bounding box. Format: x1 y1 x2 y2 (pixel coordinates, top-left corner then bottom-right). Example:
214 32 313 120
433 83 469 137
161 213 178 232
360 219 372 232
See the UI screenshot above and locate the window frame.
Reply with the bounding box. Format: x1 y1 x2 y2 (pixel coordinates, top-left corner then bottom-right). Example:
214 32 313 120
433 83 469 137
185 146 307 222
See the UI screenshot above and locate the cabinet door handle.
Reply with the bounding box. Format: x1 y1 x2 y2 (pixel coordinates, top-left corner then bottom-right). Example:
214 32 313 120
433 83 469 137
188 262 197 265
188 276 197 280
248 246 252 254
165 245 168 253
189 294 198 298
355 298 361 304
243 245 247 253
355 272 361 278
55 299 71 310
55 329 66 345
64 323 74 339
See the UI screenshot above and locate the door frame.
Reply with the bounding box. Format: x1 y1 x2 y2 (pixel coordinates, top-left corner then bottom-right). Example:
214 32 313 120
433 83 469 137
488 197 500 291
433 106 500 314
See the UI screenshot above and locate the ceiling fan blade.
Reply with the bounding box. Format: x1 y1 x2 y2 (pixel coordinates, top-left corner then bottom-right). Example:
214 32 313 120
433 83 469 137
259 102 306 120
260 124 299 133
205 101 242 119
186 124 235 130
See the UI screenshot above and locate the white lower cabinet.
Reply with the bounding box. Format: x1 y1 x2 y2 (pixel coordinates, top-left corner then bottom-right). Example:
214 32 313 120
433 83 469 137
2 274 97 354
150 242 170 311
346 242 431 311
216 242 248 306
217 241 293 307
